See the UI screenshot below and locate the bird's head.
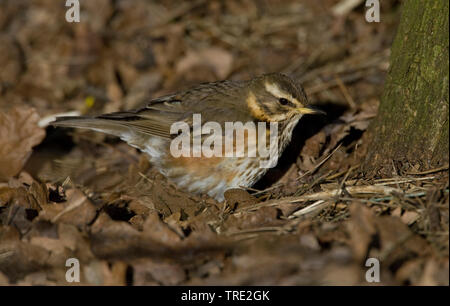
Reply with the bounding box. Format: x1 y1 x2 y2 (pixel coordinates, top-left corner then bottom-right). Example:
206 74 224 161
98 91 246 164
246 73 324 122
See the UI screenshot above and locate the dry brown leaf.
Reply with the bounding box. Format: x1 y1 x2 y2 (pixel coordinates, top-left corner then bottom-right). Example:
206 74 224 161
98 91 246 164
0 106 45 181
132 258 186 285
346 203 377 262
176 47 233 80
0 271 10 285
224 188 259 210
37 188 97 227
0 229 50 282
0 35 22 90
373 215 431 265
400 210 420 225
142 212 182 246
223 206 282 234
418 258 449 286
83 260 127 286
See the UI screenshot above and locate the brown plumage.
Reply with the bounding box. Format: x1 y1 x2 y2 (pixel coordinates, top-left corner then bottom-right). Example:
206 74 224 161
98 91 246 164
52 73 323 201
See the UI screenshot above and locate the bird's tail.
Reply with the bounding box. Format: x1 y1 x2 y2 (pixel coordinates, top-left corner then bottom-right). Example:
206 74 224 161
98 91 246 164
52 115 170 161
51 116 131 138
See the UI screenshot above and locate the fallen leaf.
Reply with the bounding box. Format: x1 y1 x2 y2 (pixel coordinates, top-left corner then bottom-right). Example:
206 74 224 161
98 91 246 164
132 258 186 285
401 210 420 225
0 106 45 181
176 47 233 80
224 188 259 210
346 203 377 262
83 260 127 286
37 188 97 227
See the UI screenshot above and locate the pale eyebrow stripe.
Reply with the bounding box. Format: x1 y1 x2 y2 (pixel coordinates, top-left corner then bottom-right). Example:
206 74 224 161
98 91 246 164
264 82 302 106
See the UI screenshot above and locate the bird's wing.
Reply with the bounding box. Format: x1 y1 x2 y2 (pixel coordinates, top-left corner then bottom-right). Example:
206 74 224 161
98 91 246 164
51 79 254 139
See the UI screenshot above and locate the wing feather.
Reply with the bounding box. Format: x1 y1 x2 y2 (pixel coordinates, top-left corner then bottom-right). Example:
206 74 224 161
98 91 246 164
51 79 253 140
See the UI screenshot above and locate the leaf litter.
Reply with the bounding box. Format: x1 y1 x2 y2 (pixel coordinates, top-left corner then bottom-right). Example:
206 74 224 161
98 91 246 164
0 0 448 285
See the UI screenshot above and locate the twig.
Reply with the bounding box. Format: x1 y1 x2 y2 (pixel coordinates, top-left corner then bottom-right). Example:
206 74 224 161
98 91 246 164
138 172 154 184
237 184 402 213
51 193 87 223
289 200 328 219
297 143 343 181
334 74 357 109
406 165 449 175
225 226 288 236
375 176 436 186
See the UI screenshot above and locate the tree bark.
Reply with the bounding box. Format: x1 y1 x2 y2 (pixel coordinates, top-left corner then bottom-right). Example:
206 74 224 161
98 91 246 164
364 0 449 174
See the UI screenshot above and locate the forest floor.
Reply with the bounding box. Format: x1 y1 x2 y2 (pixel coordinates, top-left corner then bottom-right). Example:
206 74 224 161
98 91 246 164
0 0 448 285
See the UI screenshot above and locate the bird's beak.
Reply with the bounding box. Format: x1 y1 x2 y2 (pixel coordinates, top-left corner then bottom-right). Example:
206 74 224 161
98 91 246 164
295 105 326 115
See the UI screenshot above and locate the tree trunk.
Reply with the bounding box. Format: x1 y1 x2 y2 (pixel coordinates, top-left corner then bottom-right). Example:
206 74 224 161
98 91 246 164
364 0 449 175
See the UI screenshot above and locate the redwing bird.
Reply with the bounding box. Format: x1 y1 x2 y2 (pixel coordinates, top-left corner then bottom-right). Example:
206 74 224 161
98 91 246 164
52 73 323 201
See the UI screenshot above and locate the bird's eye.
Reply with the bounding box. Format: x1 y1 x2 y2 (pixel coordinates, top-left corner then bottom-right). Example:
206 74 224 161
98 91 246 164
278 98 290 105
